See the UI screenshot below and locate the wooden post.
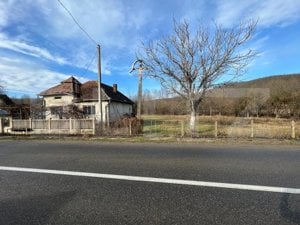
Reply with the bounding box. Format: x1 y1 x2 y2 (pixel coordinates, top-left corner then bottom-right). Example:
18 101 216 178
215 121 218 138
251 119 254 139
181 120 184 137
291 120 295 139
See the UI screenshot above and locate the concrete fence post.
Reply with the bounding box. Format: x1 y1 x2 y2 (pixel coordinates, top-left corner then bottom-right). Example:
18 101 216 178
292 120 295 139
69 118 72 134
251 119 254 139
29 118 32 130
48 119 51 132
215 121 218 138
129 119 132 136
0 118 3 134
92 117 95 135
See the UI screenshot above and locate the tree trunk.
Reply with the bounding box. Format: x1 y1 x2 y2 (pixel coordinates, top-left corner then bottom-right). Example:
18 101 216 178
189 101 198 134
189 109 197 133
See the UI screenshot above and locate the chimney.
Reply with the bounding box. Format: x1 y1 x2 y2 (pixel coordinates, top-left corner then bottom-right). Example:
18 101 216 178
113 84 117 93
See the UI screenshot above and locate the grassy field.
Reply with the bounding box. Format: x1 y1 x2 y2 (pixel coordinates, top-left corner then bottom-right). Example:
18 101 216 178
142 115 299 139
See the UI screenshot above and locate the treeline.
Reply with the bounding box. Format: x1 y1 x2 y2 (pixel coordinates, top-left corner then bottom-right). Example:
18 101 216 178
139 74 300 118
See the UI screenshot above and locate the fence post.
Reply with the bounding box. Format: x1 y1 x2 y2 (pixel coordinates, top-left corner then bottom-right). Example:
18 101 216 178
251 119 254 139
48 118 51 132
181 120 184 137
215 121 218 138
129 119 132 136
29 118 32 130
25 119 28 135
92 117 95 135
69 118 72 134
291 120 295 139
0 118 3 134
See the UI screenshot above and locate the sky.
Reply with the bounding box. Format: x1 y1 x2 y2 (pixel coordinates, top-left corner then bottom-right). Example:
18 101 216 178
0 0 300 98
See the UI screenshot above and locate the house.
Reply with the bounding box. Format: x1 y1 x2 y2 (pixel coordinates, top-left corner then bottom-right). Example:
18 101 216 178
39 76 134 123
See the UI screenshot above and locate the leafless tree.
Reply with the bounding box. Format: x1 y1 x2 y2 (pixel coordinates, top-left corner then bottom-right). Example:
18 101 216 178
0 85 4 94
139 19 257 132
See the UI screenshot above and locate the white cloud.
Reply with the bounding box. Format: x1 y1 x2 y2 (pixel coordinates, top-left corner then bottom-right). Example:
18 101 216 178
0 56 87 96
0 33 68 65
0 1 9 28
216 0 300 27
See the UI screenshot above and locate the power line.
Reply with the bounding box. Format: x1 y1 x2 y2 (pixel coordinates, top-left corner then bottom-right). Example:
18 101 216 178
57 0 98 45
82 52 97 76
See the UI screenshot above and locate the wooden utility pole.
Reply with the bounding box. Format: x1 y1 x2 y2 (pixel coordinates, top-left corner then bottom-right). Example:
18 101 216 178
97 44 103 130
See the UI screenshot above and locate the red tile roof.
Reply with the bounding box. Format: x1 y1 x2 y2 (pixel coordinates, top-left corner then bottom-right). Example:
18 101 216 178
39 76 81 96
39 76 133 104
81 81 133 104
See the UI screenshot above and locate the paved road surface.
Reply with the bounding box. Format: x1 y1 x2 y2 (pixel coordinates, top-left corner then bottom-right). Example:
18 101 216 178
0 140 299 225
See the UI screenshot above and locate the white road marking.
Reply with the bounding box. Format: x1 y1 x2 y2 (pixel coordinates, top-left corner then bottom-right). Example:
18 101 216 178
0 166 299 194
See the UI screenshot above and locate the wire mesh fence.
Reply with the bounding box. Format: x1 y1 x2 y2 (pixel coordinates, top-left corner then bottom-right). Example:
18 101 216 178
142 116 299 139
1 116 299 139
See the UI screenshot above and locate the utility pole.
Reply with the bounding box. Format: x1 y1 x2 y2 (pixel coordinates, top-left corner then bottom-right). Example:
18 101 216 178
130 59 146 120
97 44 103 130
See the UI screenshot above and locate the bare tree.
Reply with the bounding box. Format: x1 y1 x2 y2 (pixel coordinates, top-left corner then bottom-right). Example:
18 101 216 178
139 20 257 132
0 85 4 94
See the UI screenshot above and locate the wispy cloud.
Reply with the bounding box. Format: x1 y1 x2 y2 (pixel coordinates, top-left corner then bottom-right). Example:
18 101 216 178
0 33 68 65
1 0 300 97
0 56 87 96
216 0 300 27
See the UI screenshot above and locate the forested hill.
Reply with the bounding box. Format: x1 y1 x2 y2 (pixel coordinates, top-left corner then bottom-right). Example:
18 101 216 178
142 74 300 117
225 74 300 93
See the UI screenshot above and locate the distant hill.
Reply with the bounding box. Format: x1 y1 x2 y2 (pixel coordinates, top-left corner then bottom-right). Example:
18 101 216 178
224 74 300 94
142 74 300 117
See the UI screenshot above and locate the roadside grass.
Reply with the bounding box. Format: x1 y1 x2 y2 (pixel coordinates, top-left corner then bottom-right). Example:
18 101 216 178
142 115 299 139
1 115 298 144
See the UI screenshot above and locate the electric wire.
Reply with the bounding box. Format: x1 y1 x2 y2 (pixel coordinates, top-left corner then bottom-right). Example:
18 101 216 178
57 0 98 45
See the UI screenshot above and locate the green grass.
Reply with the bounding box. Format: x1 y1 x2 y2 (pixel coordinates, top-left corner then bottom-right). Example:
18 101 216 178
142 115 299 139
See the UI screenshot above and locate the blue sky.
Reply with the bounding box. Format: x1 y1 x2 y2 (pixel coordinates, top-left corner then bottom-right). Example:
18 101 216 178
0 0 300 98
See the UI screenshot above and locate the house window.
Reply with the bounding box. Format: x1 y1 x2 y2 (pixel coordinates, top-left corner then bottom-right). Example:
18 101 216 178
54 96 61 99
83 105 95 115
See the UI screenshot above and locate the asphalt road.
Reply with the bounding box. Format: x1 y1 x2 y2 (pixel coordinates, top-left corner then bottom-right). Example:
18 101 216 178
0 140 299 225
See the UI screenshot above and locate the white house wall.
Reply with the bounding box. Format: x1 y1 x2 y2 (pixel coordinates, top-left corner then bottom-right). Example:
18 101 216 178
44 95 74 107
43 95 75 120
43 96 132 122
109 102 132 122
77 102 108 122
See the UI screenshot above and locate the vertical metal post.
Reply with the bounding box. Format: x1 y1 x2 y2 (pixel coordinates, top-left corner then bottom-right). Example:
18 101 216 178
97 45 103 131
